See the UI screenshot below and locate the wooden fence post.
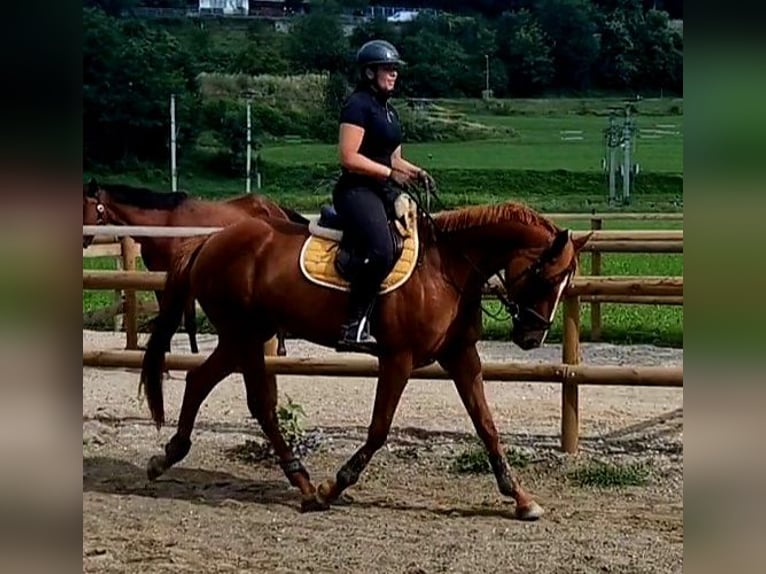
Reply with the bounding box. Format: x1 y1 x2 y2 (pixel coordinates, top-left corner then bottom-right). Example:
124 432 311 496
590 217 603 341
121 237 139 350
561 294 581 453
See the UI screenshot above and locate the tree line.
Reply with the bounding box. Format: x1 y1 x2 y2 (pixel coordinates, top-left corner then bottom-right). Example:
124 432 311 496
83 0 682 168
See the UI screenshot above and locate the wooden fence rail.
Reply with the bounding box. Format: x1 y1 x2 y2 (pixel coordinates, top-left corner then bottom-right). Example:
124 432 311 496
82 270 683 297
82 350 681 387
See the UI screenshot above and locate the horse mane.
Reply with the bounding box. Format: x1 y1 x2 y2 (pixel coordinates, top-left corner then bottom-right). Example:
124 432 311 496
101 183 189 210
431 201 559 237
279 204 310 225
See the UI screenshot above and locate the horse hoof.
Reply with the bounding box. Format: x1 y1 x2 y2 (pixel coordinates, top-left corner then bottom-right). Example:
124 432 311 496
515 500 544 521
147 455 166 481
300 494 331 513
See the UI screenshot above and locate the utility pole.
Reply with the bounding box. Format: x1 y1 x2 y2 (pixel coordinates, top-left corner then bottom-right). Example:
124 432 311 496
170 93 177 192
246 98 252 193
607 115 617 204
485 54 489 93
622 106 632 203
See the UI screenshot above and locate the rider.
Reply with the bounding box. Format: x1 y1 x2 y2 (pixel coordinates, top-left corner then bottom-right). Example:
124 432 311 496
333 39 434 354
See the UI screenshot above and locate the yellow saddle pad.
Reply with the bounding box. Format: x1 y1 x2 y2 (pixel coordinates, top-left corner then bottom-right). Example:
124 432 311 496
299 222 419 294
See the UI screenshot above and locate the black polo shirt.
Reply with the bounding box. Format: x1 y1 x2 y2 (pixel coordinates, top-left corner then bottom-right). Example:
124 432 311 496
337 87 402 190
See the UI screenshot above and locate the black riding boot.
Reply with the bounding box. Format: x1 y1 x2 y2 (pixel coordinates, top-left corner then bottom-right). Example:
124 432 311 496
336 280 379 355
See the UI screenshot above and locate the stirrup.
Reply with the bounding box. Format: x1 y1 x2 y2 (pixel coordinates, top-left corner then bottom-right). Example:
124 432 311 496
336 336 378 355
336 318 378 355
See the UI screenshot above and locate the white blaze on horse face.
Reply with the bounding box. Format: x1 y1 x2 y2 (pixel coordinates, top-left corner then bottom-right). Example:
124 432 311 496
540 272 572 345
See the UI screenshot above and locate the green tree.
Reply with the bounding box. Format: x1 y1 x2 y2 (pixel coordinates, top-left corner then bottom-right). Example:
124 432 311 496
399 30 470 97
82 0 137 16
633 9 683 93
496 9 554 96
348 16 399 53
534 0 600 91
288 2 350 73
595 7 639 89
83 8 201 167
231 29 290 75
445 15 497 97
311 71 350 142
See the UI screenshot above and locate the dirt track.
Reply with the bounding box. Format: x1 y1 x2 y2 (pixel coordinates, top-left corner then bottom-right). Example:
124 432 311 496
83 330 683 573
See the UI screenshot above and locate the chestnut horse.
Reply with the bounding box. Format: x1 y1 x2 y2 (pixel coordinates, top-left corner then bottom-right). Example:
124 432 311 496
140 198 590 520
83 179 306 355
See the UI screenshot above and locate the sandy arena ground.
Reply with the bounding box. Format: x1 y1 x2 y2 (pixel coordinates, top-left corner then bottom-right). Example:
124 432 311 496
83 330 683 573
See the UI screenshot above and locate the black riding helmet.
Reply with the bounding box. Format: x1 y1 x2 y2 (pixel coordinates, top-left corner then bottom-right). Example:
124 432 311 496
356 39 406 69
356 40 406 93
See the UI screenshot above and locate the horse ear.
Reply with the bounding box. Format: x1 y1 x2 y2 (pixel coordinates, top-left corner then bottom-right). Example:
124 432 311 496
572 232 592 252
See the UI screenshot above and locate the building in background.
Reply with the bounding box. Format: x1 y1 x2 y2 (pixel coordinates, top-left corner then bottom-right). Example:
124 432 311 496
197 0 249 16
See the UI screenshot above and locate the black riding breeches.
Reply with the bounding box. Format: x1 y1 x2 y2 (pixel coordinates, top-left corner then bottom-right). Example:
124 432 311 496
332 185 395 290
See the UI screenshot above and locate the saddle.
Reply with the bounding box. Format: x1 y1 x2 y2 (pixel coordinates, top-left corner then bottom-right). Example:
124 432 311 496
299 199 419 294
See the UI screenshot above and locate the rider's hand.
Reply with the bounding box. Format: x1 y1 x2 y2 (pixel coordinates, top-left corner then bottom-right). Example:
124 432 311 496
388 168 415 189
416 169 436 189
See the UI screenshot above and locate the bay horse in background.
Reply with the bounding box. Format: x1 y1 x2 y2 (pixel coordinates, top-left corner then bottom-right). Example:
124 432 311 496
140 190 591 520
83 179 307 355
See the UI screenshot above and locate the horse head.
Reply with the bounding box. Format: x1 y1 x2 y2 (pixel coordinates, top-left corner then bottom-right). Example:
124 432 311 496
82 178 109 248
500 229 591 350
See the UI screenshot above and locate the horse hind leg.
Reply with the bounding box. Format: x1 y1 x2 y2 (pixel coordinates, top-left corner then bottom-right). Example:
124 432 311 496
276 328 287 356
146 340 235 481
240 335 316 503
183 297 199 354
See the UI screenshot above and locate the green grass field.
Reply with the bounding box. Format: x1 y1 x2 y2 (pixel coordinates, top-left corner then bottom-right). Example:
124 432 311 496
261 111 682 174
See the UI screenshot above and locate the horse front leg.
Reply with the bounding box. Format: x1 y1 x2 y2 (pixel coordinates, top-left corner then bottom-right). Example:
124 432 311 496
439 343 543 520
303 352 413 512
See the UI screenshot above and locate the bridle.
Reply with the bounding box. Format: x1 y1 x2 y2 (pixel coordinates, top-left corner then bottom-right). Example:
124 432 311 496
489 256 575 332
83 187 109 247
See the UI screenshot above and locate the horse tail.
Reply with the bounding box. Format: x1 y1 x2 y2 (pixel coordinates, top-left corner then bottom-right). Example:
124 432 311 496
141 236 207 429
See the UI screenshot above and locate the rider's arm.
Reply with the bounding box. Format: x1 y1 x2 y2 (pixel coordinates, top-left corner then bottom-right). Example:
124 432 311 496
338 123 392 180
390 145 423 177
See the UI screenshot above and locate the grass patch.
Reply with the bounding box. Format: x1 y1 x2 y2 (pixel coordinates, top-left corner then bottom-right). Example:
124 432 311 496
450 445 532 474
567 460 651 488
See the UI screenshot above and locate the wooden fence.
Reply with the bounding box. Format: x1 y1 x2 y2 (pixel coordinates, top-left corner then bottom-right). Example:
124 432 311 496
82 217 684 453
84 221 683 342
